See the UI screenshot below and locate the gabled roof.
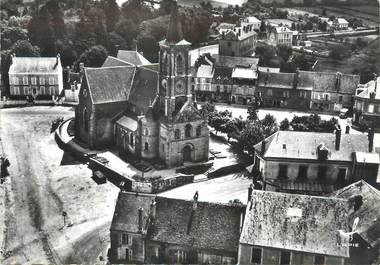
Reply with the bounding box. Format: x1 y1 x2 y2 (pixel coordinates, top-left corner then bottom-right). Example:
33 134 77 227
141 63 159 73
336 18 349 24
240 190 350 258
356 77 380 100
213 55 259 69
330 180 380 247
245 16 261 23
102 56 134 67
150 196 245 253
84 66 136 105
129 66 158 113
116 116 138 131
111 192 155 232
196 65 214 78
174 100 203 123
9 56 61 74
117 50 151 66
254 131 370 162
257 71 295 89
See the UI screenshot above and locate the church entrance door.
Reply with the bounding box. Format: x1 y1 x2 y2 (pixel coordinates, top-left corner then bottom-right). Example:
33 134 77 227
183 145 192 162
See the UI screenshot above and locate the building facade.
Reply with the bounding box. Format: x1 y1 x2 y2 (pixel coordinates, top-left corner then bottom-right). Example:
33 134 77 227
353 76 380 130
8 54 63 99
251 130 378 195
219 22 257 57
267 26 293 47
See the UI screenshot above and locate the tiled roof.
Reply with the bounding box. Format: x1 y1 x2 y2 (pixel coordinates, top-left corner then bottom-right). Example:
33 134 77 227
102 56 134 67
196 65 214 78
117 50 151 66
297 70 315 90
9 56 61 74
213 55 259 69
312 72 359 93
257 71 295 89
150 196 245 253
84 66 136 105
240 190 350 257
254 131 370 162
129 67 158 113
330 180 380 247
111 192 156 232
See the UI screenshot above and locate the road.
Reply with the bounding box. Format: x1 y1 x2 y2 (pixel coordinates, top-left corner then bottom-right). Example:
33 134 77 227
0 106 118 264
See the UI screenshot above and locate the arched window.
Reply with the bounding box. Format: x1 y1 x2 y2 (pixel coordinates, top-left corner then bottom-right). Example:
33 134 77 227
196 125 202 137
83 108 88 132
185 124 192 138
176 54 184 75
130 133 134 147
175 129 180 140
144 142 149 151
144 128 149 136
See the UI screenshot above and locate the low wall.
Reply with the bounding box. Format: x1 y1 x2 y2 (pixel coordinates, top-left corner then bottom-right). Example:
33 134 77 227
208 163 248 179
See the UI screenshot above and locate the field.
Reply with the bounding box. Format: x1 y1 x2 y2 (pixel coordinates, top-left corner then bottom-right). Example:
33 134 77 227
293 5 379 28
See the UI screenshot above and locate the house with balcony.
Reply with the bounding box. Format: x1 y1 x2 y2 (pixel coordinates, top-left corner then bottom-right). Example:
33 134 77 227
250 129 378 195
353 76 380 131
8 54 63 99
238 189 350 265
109 191 245 264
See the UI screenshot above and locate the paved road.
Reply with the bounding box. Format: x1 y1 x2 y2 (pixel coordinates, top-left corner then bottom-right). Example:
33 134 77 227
0 106 117 264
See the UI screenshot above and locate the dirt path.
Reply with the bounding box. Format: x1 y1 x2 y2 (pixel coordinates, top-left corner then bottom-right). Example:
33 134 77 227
0 106 118 264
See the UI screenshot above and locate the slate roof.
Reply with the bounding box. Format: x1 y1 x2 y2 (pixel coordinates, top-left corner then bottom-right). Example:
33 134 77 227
257 71 295 89
9 56 61 74
330 180 380 247
129 67 158 113
213 55 259 69
117 50 151 66
149 196 245 253
312 72 359 93
84 66 136 105
111 192 155 232
254 131 370 162
297 70 315 90
240 190 350 258
213 66 233 80
116 116 138 131
102 56 134 67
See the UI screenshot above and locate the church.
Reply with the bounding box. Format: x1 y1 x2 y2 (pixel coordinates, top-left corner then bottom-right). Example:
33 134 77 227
75 6 209 168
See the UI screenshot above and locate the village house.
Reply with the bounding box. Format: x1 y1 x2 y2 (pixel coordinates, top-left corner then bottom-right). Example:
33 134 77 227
251 130 378 195
8 54 63 99
330 180 380 265
332 18 349 30
62 63 84 103
219 20 257 57
267 26 293 47
353 76 380 131
238 189 350 265
244 16 261 30
75 6 209 168
109 191 245 264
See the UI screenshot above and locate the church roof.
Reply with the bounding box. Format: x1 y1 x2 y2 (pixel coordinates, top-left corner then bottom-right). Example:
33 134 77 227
84 66 136 105
102 56 134 67
116 50 151 66
165 5 185 44
116 116 138 131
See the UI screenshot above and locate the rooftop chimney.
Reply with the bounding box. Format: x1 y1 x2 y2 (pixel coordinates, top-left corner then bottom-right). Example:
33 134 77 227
138 207 143 233
261 140 266 155
150 200 156 219
335 127 341 151
368 127 374 153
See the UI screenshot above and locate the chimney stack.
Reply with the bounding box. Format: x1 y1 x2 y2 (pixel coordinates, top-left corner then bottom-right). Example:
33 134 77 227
138 207 143 233
261 140 266 155
150 200 156 219
368 127 374 153
335 126 341 151
192 191 199 210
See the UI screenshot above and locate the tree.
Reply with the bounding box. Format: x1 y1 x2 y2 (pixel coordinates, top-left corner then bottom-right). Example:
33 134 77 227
261 114 278 136
115 18 139 49
280 118 290 130
99 0 120 32
1 26 28 50
256 45 276 66
75 45 108 69
329 44 350 60
259 20 266 33
237 122 265 155
137 34 159 63
292 53 310 71
11 40 40 57
200 102 216 119
159 0 177 15
277 44 292 63
247 99 260 121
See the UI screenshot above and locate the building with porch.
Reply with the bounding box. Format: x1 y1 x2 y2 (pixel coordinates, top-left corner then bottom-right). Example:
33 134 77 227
8 54 63 99
109 191 245 264
238 189 350 265
75 6 209 168
251 130 378 195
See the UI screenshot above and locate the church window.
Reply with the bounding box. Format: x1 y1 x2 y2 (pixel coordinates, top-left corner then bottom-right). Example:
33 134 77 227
130 133 134 147
144 142 149 151
185 124 192 138
176 54 184 75
175 129 180 140
83 108 88 132
196 125 202 137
